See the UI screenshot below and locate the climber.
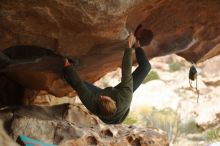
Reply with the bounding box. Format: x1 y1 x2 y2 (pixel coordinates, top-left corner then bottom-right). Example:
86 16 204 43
63 27 153 124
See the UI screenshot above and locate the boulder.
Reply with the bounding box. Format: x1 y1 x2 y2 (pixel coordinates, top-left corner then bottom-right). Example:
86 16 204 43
0 120 18 146
0 104 169 146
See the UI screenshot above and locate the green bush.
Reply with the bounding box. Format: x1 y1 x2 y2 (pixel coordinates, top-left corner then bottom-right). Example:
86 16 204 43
123 107 154 125
141 108 181 143
206 127 220 141
142 70 160 83
123 108 209 143
180 119 203 134
169 62 182 72
123 112 138 125
124 108 182 142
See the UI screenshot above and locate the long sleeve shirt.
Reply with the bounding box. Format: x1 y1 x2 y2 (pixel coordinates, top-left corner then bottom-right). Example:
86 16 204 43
64 48 133 124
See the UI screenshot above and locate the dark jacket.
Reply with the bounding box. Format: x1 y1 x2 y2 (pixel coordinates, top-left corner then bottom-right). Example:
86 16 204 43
64 48 133 124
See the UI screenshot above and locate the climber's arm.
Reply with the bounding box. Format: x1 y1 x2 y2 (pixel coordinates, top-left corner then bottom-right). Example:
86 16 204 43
63 60 98 113
115 47 133 93
132 47 151 92
115 33 133 92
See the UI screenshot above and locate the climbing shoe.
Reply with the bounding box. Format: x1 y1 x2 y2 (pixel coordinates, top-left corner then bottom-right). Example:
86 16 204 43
134 24 153 46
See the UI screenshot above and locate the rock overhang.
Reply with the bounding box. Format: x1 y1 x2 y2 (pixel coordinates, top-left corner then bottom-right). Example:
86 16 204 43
0 0 219 98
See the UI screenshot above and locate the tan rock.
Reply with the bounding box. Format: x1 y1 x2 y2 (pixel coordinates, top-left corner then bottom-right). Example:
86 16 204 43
0 104 169 146
0 0 219 100
0 120 18 146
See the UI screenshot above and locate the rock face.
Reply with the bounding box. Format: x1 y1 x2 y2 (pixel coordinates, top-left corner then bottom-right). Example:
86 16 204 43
128 0 220 63
0 104 169 146
0 0 220 99
0 121 18 146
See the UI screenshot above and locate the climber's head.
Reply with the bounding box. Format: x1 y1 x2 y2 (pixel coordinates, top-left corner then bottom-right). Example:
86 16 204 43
98 95 117 116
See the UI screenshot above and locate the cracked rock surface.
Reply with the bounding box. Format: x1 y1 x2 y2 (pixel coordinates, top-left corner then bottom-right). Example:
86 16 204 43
0 104 169 146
